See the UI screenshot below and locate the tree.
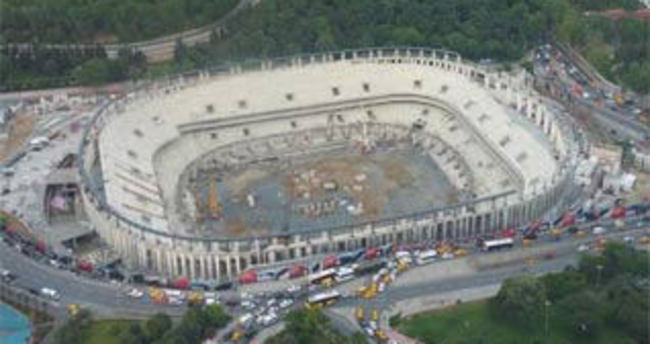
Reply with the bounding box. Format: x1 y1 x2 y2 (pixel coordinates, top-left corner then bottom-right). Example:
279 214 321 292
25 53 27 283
491 275 547 328
541 270 587 302
54 309 93 344
203 304 230 330
557 290 604 338
118 323 147 344
144 313 172 342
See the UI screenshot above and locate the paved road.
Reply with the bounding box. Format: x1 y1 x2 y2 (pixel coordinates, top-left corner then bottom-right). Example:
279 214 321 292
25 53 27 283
2 0 260 63
1 210 646 323
0 238 185 318
534 44 647 140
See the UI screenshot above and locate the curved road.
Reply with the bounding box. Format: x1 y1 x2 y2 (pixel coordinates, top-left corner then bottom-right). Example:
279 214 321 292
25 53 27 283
2 0 260 63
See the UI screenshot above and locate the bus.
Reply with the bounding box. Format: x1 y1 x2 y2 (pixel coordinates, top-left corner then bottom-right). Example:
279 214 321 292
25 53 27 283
482 238 514 252
306 290 341 308
416 249 438 265
308 268 337 285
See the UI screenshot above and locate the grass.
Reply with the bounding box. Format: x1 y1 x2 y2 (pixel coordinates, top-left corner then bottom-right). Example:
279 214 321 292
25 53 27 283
81 320 137 344
397 300 636 344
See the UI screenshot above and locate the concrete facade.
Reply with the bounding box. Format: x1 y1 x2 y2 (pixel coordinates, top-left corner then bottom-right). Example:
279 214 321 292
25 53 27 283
78 47 581 281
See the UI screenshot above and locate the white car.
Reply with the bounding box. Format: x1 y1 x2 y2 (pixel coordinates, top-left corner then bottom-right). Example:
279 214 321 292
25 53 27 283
364 326 375 336
241 300 255 310
577 244 589 252
168 297 184 305
127 288 144 298
267 298 277 307
205 298 217 305
279 299 294 308
442 252 454 259
623 236 634 243
287 284 301 293
592 226 606 235
40 287 60 301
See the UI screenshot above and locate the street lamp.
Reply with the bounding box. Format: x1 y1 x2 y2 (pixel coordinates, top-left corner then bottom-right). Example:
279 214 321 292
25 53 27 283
544 300 552 337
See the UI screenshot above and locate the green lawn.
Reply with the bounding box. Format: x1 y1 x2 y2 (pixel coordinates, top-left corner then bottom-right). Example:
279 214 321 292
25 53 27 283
397 300 636 344
81 320 137 344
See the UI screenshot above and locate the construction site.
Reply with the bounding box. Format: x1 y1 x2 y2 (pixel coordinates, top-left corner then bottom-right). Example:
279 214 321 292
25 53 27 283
183 140 459 238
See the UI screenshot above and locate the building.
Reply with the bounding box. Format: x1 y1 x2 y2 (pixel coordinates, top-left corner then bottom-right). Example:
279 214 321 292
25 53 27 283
78 47 582 282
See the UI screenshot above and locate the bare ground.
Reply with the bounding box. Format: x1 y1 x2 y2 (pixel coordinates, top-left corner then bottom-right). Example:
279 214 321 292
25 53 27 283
0 111 36 161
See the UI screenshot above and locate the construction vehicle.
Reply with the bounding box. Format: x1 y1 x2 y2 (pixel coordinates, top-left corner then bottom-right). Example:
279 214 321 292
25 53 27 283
371 308 380 321
356 306 365 321
359 282 378 299
230 327 245 342
573 230 588 238
382 273 393 285
397 260 409 272
148 287 167 304
187 291 203 305
550 227 562 240
321 277 335 288
375 329 390 342
614 92 623 106
454 249 468 257
67 303 80 316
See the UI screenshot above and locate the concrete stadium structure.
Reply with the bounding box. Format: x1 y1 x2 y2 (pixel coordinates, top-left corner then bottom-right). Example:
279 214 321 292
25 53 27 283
78 47 581 282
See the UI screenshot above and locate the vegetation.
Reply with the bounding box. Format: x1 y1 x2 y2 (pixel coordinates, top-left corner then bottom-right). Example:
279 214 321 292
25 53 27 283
54 305 231 344
0 0 238 43
398 243 650 344
266 308 367 344
0 0 647 92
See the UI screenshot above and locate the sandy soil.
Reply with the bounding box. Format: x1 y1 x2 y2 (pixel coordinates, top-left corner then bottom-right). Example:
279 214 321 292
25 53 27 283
0 111 36 161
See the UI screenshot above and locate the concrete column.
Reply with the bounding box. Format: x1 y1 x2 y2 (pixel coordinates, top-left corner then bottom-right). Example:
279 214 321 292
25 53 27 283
233 242 241 275
155 249 163 274
254 239 262 265
215 255 221 281
225 256 232 279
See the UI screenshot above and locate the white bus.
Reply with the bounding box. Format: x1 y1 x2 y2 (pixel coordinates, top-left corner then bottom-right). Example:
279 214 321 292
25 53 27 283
416 249 438 265
306 290 341 308
335 267 355 283
482 238 514 252
308 268 337 285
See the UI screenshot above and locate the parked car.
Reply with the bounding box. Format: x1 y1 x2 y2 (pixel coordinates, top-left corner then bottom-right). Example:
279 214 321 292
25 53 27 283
40 287 60 301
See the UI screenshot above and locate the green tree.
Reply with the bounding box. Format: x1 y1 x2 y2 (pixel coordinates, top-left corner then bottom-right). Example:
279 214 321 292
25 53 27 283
144 313 172 342
541 270 587 302
54 309 93 344
557 290 604 338
491 275 547 328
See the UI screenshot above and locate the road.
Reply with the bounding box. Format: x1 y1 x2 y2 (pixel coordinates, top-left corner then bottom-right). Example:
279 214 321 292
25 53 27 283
0 236 185 319
1 0 260 63
534 44 648 141
245 220 648 343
